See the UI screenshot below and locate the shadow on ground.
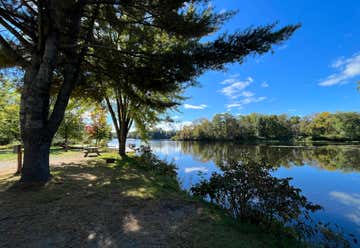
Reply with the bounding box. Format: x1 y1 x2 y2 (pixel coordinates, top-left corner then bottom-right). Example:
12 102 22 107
0 157 293 248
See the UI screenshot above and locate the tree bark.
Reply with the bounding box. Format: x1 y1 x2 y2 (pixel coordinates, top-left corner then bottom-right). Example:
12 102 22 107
105 96 126 157
19 32 77 183
21 139 51 183
19 33 58 183
118 125 127 157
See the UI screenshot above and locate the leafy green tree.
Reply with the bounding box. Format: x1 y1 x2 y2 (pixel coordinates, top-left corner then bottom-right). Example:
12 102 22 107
0 77 20 145
331 112 360 140
0 0 299 183
54 100 87 149
306 112 332 139
85 105 111 146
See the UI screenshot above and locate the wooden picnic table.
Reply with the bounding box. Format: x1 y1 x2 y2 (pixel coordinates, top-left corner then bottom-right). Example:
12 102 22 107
84 147 101 157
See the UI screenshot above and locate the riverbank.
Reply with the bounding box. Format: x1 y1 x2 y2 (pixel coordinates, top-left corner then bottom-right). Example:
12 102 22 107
0 153 299 247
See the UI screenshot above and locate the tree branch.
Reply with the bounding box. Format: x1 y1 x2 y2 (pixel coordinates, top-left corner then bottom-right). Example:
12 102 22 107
0 34 28 67
0 18 32 47
0 8 36 39
82 0 120 4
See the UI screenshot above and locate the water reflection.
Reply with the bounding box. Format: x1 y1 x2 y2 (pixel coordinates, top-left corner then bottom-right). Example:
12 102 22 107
177 142 360 172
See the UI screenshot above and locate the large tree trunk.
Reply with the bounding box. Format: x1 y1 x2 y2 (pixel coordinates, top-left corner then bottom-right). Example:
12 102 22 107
19 34 58 183
19 33 77 183
20 83 54 183
15 1 86 184
21 139 51 183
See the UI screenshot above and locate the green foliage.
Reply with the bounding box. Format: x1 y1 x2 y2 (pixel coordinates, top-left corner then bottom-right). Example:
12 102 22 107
128 127 177 140
85 105 112 146
0 77 20 145
54 100 87 145
191 154 352 247
175 112 360 142
191 155 322 225
137 152 177 178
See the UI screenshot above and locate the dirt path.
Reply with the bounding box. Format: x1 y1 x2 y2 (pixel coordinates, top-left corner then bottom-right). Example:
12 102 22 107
0 152 91 176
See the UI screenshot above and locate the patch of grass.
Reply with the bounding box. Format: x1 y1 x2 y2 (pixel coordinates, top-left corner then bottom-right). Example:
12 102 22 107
0 150 84 162
0 152 16 161
183 201 303 248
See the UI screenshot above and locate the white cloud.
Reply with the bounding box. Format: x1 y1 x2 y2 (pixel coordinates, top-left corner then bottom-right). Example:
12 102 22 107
226 97 267 110
261 82 269 88
184 166 208 173
183 104 207 110
319 53 360 86
241 91 255 97
226 103 242 109
220 77 253 99
220 75 267 111
330 191 360 226
220 78 237 85
330 191 360 207
229 73 240 78
278 44 288 50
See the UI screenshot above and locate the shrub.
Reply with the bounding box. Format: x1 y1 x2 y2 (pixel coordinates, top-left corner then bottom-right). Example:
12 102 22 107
137 153 177 178
191 153 352 246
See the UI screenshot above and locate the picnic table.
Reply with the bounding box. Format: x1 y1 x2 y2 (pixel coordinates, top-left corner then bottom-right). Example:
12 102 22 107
84 147 101 157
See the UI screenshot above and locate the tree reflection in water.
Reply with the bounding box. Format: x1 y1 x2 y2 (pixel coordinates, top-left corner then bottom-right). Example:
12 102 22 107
179 142 360 173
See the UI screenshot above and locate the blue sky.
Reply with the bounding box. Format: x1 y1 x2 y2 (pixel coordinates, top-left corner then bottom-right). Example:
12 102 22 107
170 0 360 126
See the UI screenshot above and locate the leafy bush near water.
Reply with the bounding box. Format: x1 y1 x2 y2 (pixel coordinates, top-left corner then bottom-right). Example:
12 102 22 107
137 153 177 178
191 153 354 247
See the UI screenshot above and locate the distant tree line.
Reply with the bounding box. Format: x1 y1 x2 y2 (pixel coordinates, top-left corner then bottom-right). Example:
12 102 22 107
174 112 360 142
128 128 176 140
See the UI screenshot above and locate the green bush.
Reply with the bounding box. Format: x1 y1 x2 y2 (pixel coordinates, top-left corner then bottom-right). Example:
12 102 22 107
191 153 352 247
137 153 177 178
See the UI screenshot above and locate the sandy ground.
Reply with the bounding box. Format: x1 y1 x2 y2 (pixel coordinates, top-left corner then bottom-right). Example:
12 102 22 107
0 152 91 176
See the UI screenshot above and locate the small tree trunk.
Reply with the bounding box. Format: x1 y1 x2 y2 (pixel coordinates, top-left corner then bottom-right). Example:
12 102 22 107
119 127 127 157
64 129 69 152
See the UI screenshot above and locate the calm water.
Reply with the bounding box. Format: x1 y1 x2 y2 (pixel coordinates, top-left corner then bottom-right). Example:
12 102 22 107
109 139 360 238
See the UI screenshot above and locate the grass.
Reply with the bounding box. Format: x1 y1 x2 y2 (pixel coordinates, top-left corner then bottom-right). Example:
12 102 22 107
0 148 81 162
0 153 301 247
0 152 16 161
